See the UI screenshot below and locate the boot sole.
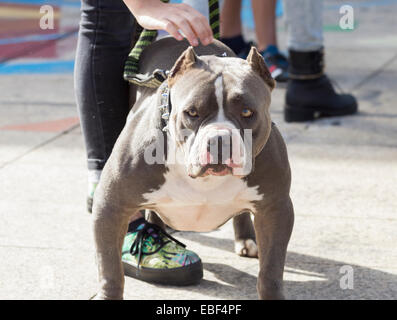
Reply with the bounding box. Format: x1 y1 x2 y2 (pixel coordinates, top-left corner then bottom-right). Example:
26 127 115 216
123 259 203 286
284 103 357 123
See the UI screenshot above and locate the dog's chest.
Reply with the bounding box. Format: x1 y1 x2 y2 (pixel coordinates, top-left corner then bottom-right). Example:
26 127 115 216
142 166 263 232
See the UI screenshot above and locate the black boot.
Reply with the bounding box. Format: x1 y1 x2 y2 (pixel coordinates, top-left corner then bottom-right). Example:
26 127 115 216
284 48 358 122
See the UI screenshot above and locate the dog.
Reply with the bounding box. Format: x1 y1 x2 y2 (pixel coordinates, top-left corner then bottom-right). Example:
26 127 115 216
92 37 294 300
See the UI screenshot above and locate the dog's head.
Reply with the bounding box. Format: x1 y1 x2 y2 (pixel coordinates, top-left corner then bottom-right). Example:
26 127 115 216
166 46 275 178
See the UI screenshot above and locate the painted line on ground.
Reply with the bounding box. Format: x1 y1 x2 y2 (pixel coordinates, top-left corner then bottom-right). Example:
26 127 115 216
0 32 75 45
0 120 80 170
0 60 74 74
0 117 80 132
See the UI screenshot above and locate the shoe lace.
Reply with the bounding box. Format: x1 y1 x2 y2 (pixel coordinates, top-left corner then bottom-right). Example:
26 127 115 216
129 222 186 275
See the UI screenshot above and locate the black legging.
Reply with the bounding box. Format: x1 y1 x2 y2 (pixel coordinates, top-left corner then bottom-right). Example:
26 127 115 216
74 0 136 170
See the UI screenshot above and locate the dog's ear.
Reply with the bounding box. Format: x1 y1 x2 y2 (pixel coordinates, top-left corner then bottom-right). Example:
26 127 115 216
246 47 276 91
168 46 200 87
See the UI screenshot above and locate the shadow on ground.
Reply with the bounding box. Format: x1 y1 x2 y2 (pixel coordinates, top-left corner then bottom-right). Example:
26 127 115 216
162 232 397 300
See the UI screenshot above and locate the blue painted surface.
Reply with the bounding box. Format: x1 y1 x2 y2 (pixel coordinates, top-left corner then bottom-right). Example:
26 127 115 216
0 60 75 74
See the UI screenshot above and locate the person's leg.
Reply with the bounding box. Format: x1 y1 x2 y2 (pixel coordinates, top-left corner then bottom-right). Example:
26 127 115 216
74 0 134 207
220 0 243 38
251 0 288 82
74 0 203 286
251 0 277 51
283 0 358 122
221 0 288 81
219 0 248 56
284 0 323 52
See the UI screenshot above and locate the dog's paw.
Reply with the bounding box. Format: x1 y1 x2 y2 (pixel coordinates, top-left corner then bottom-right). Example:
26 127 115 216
234 239 258 258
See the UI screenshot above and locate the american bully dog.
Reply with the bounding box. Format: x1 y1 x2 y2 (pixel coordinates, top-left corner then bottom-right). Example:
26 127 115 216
92 37 294 300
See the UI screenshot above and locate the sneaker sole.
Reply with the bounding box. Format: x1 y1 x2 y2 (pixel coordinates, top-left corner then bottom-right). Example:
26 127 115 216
123 259 203 286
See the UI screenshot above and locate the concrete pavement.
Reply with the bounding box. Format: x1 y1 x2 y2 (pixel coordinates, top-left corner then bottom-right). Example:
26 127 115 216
0 0 396 299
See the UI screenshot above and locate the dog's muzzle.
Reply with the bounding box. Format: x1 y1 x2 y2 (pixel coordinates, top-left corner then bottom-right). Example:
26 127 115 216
187 125 252 178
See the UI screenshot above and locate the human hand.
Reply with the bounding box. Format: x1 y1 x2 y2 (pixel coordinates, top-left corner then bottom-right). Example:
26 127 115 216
125 0 214 46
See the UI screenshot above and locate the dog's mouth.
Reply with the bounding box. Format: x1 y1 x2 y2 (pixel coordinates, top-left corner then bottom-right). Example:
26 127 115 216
187 140 247 178
189 164 233 178
202 164 233 177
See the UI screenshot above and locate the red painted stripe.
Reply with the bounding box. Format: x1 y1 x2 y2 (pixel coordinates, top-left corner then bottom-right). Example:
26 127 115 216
0 117 80 132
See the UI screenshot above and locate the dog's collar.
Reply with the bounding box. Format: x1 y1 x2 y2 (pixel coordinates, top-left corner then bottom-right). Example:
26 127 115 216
158 80 172 132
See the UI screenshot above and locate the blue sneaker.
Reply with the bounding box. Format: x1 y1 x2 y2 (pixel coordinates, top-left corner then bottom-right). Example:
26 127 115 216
260 45 289 82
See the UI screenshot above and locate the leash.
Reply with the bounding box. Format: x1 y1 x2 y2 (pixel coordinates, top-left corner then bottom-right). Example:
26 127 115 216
123 0 220 88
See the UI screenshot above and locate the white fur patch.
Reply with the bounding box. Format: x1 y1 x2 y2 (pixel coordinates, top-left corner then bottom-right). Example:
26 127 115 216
142 164 263 232
214 76 225 122
235 239 258 257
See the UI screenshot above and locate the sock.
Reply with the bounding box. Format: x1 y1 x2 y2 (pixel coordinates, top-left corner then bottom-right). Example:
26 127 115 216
88 169 102 198
219 35 247 55
128 217 147 233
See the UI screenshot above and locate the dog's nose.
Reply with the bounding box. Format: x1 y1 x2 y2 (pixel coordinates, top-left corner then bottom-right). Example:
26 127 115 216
207 135 232 164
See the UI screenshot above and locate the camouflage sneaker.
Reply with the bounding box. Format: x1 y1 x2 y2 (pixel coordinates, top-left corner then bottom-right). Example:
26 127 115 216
122 219 203 286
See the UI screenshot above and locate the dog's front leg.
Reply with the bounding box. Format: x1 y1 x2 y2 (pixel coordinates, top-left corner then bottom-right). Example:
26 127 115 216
254 197 294 300
92 200 131 300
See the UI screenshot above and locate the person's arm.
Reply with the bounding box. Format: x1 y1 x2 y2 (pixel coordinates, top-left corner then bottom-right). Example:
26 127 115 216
124 0 213 46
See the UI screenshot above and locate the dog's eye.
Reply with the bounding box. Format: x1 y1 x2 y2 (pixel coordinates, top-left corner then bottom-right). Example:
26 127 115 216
241 108 253 118
186 108 198 118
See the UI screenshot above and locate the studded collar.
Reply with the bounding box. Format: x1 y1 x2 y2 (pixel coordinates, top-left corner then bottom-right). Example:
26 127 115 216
158 80 171 132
